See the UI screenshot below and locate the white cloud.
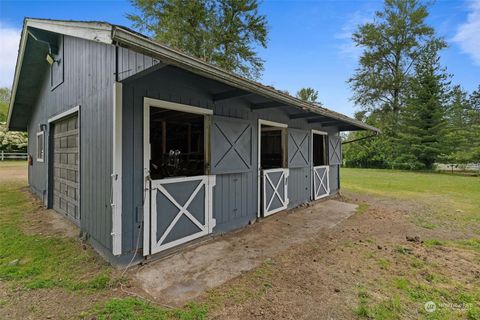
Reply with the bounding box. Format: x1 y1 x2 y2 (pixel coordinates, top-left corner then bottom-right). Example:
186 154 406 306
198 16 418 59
453 1 480 66
0 23 21 88
335 10 373 61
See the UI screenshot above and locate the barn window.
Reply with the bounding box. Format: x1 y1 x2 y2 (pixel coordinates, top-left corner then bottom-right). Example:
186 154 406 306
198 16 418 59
312 132 328 166
149 107 206 179
50 35 64 90
36 131 45 162
260 125 287 169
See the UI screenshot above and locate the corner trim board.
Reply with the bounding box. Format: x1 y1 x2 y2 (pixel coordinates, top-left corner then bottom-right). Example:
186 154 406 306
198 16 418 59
111 82 123 256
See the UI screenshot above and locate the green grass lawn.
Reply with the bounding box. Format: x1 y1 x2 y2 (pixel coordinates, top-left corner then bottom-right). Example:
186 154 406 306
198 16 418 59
0 168 115 291
0 161 210 319
342 168 480 233
2 162 479 319
342 168 480 320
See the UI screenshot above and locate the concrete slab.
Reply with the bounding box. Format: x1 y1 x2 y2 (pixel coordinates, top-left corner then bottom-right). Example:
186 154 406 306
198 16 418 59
134 199 357 306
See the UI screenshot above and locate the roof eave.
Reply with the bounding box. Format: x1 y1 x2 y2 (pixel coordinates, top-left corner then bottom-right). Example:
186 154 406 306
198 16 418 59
111 26 380 133
7 19 379 133
6 20 29 130
7 18 114 131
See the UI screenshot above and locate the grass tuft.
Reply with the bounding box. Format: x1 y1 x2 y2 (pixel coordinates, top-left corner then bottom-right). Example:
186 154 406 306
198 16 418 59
81 298 208 320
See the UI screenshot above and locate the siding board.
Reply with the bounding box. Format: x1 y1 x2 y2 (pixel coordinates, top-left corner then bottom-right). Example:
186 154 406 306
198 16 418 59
27 35 115 251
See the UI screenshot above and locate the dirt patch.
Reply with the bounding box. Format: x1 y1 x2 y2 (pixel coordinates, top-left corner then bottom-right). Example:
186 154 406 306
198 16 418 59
132 200 357 306
204 192 480 319
0 282 130 320
22 205 80 239
0 162 28 183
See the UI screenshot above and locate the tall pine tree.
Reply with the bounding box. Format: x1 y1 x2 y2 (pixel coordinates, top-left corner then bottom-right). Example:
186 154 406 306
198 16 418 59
396 42 449 169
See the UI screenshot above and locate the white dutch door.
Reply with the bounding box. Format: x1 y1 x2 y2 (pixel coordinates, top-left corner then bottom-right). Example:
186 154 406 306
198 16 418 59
258 120 289 217
143 98 215 256
312 130 330 200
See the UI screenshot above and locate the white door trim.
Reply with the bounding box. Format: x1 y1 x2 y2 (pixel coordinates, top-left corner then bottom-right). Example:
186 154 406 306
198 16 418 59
257 119 288 218
311 129 329 201
312 129 328 136
48 105 80 123
111 82 122 256
144 97 213 115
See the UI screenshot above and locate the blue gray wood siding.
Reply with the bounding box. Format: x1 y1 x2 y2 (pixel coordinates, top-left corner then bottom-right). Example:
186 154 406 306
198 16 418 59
117 47 161 81
27 35 115 252
118 47 344 253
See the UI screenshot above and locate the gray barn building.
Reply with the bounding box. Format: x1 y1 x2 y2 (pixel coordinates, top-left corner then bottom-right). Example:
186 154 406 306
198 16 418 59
7 19 379 265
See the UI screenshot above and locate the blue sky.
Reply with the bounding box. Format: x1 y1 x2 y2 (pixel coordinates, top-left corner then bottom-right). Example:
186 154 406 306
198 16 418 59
0 0 479 116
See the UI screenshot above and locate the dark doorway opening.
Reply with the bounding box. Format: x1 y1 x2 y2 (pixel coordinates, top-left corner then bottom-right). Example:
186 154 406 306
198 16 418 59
149 108 205 179
313 134 328 166
260 125 286 169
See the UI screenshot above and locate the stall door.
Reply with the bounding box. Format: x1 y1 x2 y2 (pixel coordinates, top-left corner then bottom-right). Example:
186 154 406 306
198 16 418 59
52 114 80 223
148 176 216 254
313 165 329 199
263 168 289 216
143 98 216 256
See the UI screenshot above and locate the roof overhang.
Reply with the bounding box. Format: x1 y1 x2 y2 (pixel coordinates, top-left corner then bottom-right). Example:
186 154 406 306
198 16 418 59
8 18 380 133
7 18 113 131
111 26 379 133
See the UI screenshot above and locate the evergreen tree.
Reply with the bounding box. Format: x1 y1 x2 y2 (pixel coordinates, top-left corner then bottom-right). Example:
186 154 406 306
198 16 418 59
128 0 268 80
296 87 320 104
0 87 10 122
396 42 449 169
442 86 471 164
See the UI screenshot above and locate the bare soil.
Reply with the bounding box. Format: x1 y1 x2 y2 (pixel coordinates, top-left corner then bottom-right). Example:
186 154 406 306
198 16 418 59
203 192 479 319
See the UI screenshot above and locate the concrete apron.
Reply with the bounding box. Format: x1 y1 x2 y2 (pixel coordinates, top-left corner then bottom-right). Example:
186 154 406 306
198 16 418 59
134 199 357 306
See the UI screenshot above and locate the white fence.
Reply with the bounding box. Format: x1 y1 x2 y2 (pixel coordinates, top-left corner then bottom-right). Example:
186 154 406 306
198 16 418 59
0 151 28 161
435 163 480 172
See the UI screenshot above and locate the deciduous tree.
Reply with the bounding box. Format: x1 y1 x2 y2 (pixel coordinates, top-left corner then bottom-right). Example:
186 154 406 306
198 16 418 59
349 0 445 117
128 0 268 79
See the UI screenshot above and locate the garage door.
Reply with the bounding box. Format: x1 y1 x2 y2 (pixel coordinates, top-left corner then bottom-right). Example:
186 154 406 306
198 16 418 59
53 114 80 223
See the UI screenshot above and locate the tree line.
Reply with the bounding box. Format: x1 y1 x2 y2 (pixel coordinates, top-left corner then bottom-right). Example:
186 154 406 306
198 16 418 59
0 88 27 152
3 0 478 168
343 0 480 169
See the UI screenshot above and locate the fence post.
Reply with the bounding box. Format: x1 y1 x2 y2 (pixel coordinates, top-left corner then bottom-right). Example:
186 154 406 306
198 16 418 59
1 151 3 161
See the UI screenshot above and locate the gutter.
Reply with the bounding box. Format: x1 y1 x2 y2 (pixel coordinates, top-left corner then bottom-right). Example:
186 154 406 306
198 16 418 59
342 132 379 145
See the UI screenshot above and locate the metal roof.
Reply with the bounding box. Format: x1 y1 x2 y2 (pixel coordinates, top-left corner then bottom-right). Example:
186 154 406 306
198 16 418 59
8 18 379 133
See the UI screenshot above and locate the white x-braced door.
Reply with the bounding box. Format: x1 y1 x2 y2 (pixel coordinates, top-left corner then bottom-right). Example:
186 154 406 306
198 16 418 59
147 175 216 254
263 168 289 216
313 165 330 200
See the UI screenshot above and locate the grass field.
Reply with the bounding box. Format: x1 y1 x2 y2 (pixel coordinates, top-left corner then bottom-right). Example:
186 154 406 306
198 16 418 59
342 168 480 234
0 162 479 319
342 168 480 319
